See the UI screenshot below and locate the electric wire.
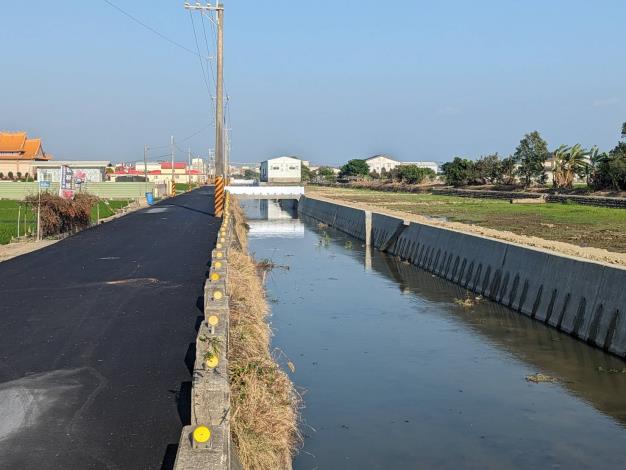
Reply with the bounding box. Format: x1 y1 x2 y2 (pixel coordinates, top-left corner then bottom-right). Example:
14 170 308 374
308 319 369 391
102 0 205 59
188 11 213 103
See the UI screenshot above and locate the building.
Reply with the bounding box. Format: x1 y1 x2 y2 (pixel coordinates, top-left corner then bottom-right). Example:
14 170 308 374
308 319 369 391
260 156 302 183
109 162 203 184
365 155 439 175
34 161 110 183
0 131 51 178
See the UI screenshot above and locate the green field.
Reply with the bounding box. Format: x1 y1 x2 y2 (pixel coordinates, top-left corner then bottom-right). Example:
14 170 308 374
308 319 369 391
91 200 132 221
309 186 626 253
0 200 38 244
0 199 131 244
175 183 198 192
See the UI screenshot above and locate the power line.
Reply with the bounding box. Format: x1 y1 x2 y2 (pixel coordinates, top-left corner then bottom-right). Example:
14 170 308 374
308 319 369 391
188 11 213 102
102 0 206 59
200 12 217 105
179 125 211 144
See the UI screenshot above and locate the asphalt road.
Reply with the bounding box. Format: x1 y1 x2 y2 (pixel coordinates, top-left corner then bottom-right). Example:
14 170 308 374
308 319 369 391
0 187 220 469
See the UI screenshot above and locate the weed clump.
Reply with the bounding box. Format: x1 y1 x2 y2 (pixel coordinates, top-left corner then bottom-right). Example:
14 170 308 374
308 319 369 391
227 197 301 469
25 192 98 237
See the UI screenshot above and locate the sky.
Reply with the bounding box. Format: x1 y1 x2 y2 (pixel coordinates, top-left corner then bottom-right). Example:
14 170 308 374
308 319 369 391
2 0 625 166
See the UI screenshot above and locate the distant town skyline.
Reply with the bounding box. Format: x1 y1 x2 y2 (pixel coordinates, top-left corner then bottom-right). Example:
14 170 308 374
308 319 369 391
2 1 625 165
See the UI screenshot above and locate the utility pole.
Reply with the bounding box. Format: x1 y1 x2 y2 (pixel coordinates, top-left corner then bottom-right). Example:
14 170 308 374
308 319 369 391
184 1 225 179
170 135 175 195
144 144 149 195
188 147 192 187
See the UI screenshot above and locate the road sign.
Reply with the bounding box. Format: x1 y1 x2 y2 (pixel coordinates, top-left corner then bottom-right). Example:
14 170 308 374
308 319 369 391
39 180 51 189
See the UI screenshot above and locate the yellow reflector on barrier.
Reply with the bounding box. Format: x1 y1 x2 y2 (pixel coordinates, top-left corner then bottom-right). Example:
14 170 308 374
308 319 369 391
206 355 219 369
214 261 223 269
215 252 224 259
193 426 211 443
208 315 219 326
216 243 223 249
214 290 223 300
210 272 220 281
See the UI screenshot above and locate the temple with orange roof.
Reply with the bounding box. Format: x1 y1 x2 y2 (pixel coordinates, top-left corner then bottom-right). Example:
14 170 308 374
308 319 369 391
0 131 51 179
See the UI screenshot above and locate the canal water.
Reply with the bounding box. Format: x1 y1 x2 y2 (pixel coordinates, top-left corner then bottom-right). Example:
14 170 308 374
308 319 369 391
244 200 626 469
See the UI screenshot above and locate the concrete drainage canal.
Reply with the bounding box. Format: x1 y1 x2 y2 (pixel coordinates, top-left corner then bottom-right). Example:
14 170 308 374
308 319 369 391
243 199 626 469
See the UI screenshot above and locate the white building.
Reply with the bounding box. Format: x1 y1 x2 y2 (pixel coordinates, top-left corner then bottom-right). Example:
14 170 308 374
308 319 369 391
34 161 110 183
365 155 439 174
260 156 302 183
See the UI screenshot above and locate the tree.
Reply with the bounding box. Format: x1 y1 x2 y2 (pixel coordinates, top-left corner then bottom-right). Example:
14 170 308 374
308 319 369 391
395 165 435 184
552 144 589 189
498 156 517 185
243 169 259 180
301 165 312 182
593 142 626 190
622 122 626 139
514 131 549 187
7 171 14 180
474 153 503 184
315 166 337 183
339 159 369 179
441 157 476 186
0 172 4 180
380 167 389 180
585 146 607 185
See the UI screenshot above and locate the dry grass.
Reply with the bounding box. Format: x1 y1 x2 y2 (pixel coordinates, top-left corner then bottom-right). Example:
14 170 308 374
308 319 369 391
227 197 301 469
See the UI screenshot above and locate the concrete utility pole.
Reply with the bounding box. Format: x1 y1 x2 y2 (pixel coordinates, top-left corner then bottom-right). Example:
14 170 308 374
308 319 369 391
184 1 225 179
171 135 175 195
188 147 192 186
144 144 149 195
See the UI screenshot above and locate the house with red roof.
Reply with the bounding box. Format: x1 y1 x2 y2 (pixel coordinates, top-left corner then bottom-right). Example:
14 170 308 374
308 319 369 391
108 161 204 183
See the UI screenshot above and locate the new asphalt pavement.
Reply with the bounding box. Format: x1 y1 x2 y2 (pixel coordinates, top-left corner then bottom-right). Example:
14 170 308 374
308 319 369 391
0 187 220 469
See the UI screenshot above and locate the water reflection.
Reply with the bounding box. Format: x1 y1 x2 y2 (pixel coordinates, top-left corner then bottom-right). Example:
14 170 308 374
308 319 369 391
243 199 304 239
371 253 626 426
248 208 626 469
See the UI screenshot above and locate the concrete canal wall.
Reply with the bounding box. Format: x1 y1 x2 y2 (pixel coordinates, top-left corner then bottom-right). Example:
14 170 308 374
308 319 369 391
298 196 626 359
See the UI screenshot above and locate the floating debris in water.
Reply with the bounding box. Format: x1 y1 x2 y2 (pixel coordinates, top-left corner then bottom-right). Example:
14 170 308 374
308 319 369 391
454 293 482 308
257 258 289 271
344 240 353 249
317 222 329 229
525 373 559 383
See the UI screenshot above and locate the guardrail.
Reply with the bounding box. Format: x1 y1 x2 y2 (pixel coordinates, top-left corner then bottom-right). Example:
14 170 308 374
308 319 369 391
173 193 241 469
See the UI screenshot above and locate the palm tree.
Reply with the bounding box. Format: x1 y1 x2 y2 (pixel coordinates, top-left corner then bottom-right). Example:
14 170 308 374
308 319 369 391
587 146 608 186
553 144 589 189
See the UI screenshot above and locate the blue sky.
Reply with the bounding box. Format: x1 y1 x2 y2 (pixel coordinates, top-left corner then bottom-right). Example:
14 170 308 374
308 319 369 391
2 0 625 165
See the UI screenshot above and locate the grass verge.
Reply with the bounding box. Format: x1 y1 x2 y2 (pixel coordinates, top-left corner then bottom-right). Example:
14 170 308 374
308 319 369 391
0 199 132 244
227 199 301 469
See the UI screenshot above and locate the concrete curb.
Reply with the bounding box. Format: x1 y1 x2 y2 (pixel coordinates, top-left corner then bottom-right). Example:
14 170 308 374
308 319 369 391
174 193 242 469
299 195 626 359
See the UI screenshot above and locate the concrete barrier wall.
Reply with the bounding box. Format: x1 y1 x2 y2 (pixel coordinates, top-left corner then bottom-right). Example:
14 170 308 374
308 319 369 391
299 196 626 359
174 194 241 470
0 182 157 200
